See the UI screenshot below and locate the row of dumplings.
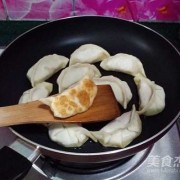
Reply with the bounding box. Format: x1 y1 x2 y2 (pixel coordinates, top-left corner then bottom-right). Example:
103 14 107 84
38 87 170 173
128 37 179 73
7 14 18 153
19 44 165 148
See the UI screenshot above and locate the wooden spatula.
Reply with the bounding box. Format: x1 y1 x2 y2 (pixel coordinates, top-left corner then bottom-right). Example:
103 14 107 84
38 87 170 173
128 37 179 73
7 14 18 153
0 85 120 127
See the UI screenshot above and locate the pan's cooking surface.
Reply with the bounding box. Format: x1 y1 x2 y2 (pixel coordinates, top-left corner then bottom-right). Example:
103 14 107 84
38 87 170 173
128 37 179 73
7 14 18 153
0 16 180 155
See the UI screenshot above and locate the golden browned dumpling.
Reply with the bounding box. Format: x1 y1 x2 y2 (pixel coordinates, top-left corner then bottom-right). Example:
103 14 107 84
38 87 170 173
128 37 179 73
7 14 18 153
40 76 97 118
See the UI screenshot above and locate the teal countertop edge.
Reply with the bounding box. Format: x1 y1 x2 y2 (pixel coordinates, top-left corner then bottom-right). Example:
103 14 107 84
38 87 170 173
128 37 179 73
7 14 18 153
0 21 46 47
0 20 180 127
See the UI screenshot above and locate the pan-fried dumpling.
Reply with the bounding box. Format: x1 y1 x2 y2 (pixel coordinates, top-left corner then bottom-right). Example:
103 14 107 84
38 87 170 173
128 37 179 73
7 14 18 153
18 82 53 104
25 63 98 147
18 80 92 148
134 74 165 116
27 54 69 87
91 105 142 148
48 123 96 147
57 63 101 93
41 76 97 118
100 53 146 77
69 44 110 65
93 75 132 109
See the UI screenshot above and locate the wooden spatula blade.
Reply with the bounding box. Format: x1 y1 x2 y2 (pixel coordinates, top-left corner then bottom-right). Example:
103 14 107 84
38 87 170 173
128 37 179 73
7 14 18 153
0 85 120 127
61 85 120 123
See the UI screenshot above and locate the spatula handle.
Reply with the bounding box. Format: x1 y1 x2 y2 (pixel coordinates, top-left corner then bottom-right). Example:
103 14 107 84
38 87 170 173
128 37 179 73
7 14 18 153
0 85 120 126
0 101 56 127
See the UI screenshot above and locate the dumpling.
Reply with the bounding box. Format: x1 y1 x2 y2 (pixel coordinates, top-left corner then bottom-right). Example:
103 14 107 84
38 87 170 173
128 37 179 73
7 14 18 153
48 123 96 147
40 76 97 118
134 74 165 116
100 53 146 77
57 63 101 93
69 44 110 65
27 54 69 87
91 105 142 148
18 79 92 148
93 75 132 109
18 82 53 104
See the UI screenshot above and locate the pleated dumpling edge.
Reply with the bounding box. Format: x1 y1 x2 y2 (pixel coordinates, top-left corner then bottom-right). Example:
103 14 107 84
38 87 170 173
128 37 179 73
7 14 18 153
69 44 110 66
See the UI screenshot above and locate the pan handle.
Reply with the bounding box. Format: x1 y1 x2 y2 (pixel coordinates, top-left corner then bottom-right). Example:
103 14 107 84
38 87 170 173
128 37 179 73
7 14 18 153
0 146 32 180
0 139 44 180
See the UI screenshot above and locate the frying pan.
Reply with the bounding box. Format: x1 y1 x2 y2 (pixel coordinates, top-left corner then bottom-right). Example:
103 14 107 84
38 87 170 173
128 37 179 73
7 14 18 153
0 16 180 166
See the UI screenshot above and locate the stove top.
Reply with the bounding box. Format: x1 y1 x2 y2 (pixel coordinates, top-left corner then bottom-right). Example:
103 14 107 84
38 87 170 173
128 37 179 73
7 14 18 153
0 124 179 180
0 49 3 54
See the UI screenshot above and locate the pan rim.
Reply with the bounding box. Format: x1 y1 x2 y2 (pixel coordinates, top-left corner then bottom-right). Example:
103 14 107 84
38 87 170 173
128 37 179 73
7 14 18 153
5 15 180 157
9 112 180 157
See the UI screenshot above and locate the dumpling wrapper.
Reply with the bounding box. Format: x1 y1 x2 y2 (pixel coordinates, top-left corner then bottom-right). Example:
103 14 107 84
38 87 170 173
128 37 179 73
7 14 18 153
134 74 165 116
27 54 69 87
18 82 53 104
91 105 142 148
57 63 101 93
18 81 92 148
69 44 110 65
93 75 132 109
48 123 96 147
41 76 97 118
100 53 146 77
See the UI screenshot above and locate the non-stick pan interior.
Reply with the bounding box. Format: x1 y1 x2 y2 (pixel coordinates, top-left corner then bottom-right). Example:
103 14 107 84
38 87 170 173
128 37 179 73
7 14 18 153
0 16 180 153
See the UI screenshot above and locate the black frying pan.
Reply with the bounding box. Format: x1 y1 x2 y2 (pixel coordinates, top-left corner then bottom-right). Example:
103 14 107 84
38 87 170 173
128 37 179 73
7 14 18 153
0 16 180 164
